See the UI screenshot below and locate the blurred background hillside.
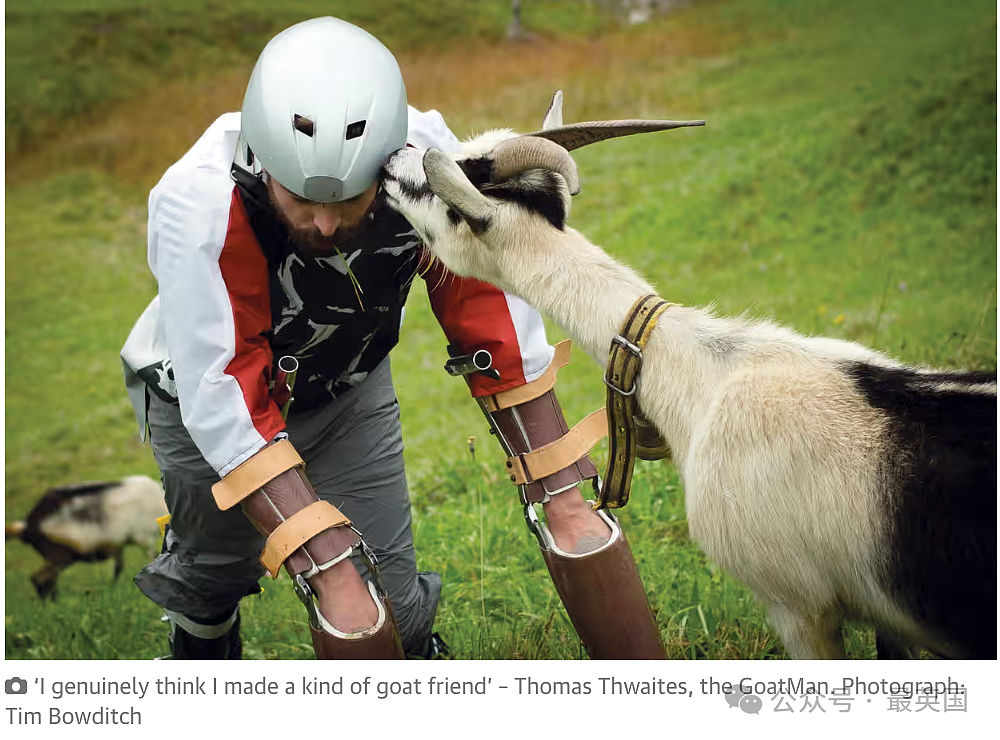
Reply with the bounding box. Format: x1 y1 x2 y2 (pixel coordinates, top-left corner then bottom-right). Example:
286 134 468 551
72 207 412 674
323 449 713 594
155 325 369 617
5 0 996 659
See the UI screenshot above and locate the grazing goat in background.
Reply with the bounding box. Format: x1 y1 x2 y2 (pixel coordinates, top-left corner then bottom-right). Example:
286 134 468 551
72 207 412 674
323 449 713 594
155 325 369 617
6 475 167 599
381 96 997 659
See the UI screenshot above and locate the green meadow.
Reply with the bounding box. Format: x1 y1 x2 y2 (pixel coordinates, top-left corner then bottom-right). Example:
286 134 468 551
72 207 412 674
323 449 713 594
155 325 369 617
5 0 995 659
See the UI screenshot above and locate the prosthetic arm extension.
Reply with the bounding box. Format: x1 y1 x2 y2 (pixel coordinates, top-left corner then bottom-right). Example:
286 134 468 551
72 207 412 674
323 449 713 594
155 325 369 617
212 440 404 659
461 340 666 659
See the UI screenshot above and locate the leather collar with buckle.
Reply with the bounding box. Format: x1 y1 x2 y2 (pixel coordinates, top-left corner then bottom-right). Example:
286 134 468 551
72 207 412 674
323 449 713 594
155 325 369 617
598 294 676 509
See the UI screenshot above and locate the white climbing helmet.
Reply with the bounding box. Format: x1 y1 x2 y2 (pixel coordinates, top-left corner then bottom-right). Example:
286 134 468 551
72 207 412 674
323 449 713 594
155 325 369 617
238 17 408 203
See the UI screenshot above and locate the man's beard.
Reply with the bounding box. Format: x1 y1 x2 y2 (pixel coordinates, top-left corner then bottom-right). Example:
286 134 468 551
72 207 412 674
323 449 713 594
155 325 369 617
266 183 368 258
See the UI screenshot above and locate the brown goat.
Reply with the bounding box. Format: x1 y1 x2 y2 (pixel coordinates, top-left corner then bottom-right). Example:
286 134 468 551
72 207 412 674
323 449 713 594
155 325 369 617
6 476 167 599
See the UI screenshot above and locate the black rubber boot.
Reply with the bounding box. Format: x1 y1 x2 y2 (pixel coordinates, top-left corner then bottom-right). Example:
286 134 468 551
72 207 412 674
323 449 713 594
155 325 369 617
407 631 450 660
170 608 243 660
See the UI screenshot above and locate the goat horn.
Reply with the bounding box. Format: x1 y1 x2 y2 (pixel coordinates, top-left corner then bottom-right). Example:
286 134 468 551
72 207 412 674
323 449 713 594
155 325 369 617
423 148 497 228
490 135 581 196
524 119 706 151
541 90 564 130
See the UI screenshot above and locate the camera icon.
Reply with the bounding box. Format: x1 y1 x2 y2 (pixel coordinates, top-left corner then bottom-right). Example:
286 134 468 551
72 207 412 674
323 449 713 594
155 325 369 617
5 677 28 695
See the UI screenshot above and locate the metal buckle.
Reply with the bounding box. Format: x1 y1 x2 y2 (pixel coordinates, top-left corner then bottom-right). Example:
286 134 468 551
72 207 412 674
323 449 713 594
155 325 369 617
604 373 637 396
350 526 392 598
354 528 380 575
293 574 322 631
611 334 643 358
522 503 548 550
604 335 641 396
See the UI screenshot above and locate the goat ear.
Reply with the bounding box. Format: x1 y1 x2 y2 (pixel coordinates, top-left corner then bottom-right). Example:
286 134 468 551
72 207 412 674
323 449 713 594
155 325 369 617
541 90 564 130
423 149 497 234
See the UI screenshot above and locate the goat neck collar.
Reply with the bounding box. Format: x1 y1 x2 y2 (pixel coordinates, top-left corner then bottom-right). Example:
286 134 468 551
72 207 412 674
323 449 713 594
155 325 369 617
599 294 677 510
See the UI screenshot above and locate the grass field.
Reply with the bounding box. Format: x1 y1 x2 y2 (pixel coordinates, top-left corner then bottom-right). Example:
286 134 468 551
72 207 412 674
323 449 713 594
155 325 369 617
5 0 996 660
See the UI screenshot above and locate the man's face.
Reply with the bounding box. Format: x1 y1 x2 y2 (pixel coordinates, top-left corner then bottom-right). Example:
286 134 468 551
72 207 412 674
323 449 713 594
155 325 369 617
266 175 378 257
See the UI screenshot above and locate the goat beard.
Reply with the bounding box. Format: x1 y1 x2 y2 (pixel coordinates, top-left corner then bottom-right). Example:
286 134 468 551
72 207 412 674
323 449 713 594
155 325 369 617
265 180 370 258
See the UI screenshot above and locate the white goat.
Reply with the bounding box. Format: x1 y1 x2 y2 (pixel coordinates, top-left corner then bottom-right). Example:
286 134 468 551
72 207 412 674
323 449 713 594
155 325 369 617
381 104 997 659
6 476 167 599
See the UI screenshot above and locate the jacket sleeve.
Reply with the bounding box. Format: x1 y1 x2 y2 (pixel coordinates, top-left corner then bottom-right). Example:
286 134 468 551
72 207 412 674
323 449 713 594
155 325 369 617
422 260 556 398
148 140 284 477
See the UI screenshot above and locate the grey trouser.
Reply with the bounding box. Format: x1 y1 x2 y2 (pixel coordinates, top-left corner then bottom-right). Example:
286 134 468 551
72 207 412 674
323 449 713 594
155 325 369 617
134 359 441 655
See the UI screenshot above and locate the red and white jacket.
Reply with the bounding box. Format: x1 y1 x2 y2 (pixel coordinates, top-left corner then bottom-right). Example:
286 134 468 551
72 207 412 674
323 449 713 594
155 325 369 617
122 110 554 477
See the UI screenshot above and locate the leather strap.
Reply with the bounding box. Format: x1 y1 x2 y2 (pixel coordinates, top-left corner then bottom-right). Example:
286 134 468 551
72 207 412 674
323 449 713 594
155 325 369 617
598 294 676 510
212 440 303 511
482 340 572 412
635 412 671 461
506 408 608 485
260 501 352 578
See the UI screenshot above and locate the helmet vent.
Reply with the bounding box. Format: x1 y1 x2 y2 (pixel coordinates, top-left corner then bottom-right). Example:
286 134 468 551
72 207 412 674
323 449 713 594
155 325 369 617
345 120 366 140
293 114 315 138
